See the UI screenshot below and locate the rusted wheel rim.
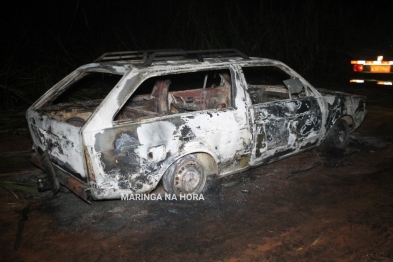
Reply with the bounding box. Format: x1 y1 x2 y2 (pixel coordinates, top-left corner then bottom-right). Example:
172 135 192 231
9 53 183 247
173 160 205 194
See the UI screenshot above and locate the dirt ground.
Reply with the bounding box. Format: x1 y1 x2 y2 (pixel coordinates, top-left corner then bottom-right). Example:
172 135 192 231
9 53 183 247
1 86 393 262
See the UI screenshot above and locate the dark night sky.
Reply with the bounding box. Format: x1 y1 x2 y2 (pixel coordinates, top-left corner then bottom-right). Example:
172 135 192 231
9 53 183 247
1 1 393 65
1 0 393 111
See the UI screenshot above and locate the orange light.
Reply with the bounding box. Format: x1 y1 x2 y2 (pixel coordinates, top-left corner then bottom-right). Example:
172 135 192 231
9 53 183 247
353 64 363 72
370 65 391 73
377 81 392 85
351 60 366 64
351 60 393 65
350 79 364 83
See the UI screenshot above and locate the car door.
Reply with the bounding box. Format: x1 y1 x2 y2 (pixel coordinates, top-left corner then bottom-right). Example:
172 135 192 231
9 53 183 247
251 96 322 163
240 65 323 166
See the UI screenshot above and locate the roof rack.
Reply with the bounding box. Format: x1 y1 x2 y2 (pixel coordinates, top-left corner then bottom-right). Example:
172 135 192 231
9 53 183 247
142 49 250 66
94 49 184 62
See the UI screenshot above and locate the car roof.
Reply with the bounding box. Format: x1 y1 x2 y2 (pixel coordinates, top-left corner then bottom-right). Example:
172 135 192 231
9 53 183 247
94 49 249 65
78 49 284 74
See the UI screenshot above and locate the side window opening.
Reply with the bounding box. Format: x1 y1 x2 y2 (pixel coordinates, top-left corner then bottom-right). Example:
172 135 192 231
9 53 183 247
114 69 232 122
242 66 307 104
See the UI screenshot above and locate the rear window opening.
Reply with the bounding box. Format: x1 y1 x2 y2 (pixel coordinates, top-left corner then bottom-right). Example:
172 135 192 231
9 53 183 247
39 72 122 126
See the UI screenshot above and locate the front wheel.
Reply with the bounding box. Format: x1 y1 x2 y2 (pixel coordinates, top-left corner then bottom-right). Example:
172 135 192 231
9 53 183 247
163 155 206 195
326 119 350 149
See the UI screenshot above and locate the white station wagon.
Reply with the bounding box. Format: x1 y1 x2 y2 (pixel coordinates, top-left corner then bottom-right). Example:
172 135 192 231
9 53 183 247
27 49 366 201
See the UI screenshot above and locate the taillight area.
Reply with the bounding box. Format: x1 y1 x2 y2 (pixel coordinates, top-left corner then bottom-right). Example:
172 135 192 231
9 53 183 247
353 64 363 72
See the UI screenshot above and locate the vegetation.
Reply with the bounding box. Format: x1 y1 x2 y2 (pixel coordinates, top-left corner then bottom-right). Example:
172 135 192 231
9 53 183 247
1 1 392 132
0 180 38 197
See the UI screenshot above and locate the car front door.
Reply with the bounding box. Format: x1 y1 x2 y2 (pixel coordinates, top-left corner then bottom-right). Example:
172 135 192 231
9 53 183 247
240 65 323 166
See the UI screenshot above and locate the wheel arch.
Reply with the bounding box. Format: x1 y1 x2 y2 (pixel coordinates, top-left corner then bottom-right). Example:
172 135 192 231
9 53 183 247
192 152 219 176
326 114 354 137
161 150 219 178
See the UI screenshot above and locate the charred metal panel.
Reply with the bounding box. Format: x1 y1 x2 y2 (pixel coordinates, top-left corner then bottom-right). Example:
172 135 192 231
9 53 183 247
250 97 322 165
87 106 251 199
27 110 87 181
318 88 367 133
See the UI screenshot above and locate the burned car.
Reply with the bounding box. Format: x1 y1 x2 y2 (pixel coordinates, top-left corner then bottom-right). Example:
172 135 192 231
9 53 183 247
27 49 366 201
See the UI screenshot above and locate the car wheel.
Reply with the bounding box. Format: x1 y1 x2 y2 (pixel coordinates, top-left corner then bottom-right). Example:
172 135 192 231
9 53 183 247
327 119 349 149
163 154 206 195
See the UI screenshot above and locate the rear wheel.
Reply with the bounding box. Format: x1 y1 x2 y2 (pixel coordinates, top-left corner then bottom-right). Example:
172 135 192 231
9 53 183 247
326 119 349 149
163 155 206 195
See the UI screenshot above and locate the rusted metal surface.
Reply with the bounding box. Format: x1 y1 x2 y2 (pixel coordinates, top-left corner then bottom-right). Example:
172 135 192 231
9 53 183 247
53 165 90 202
26 50 367 200
41 151 60 193
31 152 44 170
31 152 90 201
64 175 90 202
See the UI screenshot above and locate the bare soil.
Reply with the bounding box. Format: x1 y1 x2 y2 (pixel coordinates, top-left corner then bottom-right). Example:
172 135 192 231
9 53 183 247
1 86 393 262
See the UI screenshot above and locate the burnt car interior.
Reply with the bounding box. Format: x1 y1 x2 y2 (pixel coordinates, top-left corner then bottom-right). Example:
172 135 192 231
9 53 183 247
37 72 123 126
36 64 313 127
36 50 248 126
114 69 232 122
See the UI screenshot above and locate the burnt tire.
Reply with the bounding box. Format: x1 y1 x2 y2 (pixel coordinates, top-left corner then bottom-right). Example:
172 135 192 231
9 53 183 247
163 154 206 195
326 119 349 149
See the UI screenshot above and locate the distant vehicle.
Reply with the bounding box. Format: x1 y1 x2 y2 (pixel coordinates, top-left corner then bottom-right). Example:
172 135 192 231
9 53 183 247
27 49 367 202
349 50 393 86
